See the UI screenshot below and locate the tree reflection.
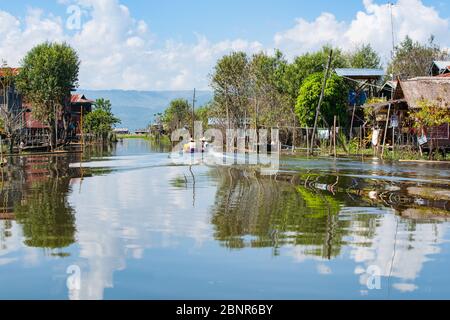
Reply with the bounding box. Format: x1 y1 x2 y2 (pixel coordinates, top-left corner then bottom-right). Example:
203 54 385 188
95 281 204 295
15 177 76 249
210 168 351 259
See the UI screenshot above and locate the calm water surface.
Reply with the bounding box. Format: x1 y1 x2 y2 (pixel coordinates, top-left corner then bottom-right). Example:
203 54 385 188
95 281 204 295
0 139 449 300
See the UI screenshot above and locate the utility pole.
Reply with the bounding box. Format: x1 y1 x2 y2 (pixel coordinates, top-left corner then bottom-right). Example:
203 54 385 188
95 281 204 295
389 2 396 73
310 49 333 155
192 88 196 137
381 103 392 159
80 105 84 146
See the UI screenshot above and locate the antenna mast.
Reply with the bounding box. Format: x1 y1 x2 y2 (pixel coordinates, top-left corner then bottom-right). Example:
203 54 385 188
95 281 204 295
389 2 396 60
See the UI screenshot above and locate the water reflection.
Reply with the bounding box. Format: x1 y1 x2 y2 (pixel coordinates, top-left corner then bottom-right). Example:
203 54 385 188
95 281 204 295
0 139 449 299
210 169 348 259
208 167 449 296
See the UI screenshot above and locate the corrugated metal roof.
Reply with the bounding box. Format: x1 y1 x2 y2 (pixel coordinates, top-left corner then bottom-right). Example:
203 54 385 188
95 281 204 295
433 61 450 71
335 68 385 77
71 94 94 104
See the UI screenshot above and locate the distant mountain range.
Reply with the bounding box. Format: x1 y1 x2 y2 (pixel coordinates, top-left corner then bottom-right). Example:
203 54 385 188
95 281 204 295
77 90 213 130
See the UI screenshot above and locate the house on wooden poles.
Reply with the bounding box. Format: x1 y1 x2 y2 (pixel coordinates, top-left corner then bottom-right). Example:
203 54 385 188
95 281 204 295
0 67 93 150
334 68 385 136
363 76 450 152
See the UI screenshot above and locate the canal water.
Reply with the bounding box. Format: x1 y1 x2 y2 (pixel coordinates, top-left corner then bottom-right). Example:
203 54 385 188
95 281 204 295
0 139 449 300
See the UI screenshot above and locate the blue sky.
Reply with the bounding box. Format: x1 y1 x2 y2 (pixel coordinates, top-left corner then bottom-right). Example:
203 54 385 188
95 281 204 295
0 0 449 90
2 0 447 43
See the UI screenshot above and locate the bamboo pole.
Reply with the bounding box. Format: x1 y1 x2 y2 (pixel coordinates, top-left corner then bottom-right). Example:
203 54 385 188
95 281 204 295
310 50 333 155
192 88 196 137
0 136 3 165
381 103 391 159
333 115 337 158
80 105 84 146
350 104 356 140
306 126 309 154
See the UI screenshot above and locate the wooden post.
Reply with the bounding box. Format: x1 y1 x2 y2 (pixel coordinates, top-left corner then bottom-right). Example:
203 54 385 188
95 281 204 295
350 104 356 140
306 126 309 154
333 115 337 158
292 116 296 152
226 95 230 130
80 105 84 146
0 135 3 164
310 50 333 155
54 104 57 151
392 125 395 157
359 125 363 153
192 88 196 137
381 103 391 159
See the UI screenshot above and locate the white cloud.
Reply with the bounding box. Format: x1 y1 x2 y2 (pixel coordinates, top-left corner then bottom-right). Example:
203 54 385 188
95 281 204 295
0 0 448 90
275 0 450 62
274 13 346 55
0 0 262 90
393 283 418 293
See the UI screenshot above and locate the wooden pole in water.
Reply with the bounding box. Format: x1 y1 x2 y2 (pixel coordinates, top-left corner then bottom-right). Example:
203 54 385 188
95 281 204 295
80 105 84 146
333 115 337 158
192 88 196 137
350 104 356 140
292 115 296 152
310 49 333 155
0 135 3 166
381 103 391 159
306 126 309 154
392 124 395 157
359 125 362 153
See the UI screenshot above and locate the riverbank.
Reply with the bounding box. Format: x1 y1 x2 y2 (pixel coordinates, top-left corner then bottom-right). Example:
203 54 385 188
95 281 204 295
117 134 171 144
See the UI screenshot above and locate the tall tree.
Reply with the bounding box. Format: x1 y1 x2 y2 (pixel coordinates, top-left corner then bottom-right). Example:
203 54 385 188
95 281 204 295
210 52 251 128
249 51 290 128
0 62 21 152
16 42 80 150
281 46 349 109
388 35 448 79
161 98 192 132
83 98 120 142
94 98 113 113
295 72 348 128
347 44 382 69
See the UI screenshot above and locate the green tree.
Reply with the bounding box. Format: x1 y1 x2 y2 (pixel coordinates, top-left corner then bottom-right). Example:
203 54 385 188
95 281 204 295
0 62 20 152
295 72 348 127
347 44 382 69
94 98 112 113
16 42 80 150
195 104 211 129
161 98 192 132
249 51 290 128
281 46 349 109
210 51 251 128
388 35 448 79
84 98 120 142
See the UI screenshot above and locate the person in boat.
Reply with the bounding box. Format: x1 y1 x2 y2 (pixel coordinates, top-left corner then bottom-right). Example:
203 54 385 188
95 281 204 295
188 138 196 153
201 137 208 153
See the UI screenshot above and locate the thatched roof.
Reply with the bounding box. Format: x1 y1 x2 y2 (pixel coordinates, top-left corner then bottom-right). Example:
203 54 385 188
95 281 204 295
398 77 450 109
